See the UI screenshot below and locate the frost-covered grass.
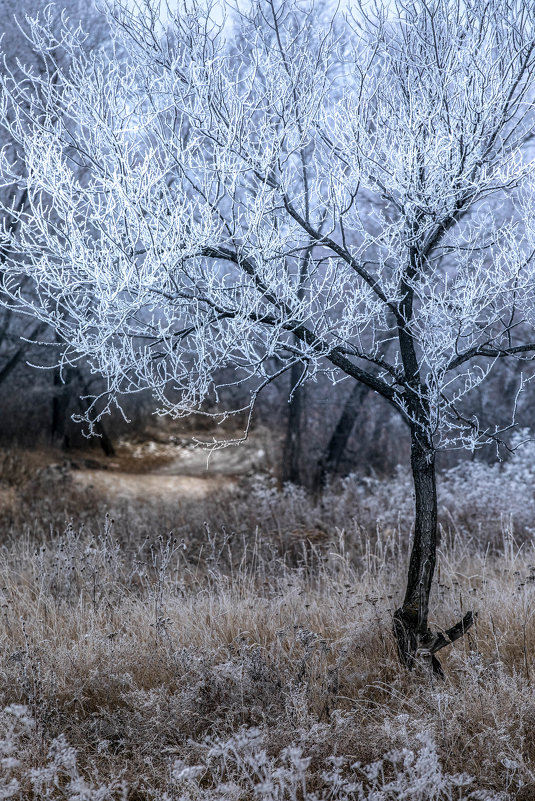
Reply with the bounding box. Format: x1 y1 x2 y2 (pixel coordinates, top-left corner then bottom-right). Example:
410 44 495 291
0 706 498 800
0 476 535 798
2 439 535 798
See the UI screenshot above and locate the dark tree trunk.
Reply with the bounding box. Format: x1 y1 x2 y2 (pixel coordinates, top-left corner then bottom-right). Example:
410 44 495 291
51 366 71 449
392 265 474 674
282 359 304 484
393 428 440 671
76 376 116 458
404 430 438 625
393 426 474 675
51 362 116 457
315 381 369 490
93 419 116 457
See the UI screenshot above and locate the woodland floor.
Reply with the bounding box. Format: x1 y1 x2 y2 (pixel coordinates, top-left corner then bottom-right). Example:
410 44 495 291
0 420 272 524
0 424 534 800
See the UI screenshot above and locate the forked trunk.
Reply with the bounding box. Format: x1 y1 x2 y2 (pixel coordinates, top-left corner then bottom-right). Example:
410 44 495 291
393 428 474 675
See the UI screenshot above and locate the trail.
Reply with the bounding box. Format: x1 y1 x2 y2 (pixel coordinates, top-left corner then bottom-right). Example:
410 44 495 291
70 470 233 501
69 431 267 504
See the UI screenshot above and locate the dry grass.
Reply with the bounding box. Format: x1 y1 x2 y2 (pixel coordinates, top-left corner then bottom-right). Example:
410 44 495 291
1 440 535 798
0 504 533 798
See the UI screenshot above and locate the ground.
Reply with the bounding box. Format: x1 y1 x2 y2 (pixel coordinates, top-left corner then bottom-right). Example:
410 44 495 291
0 421 272 522
71 428 267 503
0 425 534 799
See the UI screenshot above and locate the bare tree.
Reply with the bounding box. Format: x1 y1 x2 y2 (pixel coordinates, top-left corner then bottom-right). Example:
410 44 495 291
0 0 118 449
1 0 535 671
0 1 52 394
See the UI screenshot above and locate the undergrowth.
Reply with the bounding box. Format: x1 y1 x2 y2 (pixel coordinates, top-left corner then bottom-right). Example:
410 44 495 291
1 436 535 797
3 432 535 551
0 502 534 798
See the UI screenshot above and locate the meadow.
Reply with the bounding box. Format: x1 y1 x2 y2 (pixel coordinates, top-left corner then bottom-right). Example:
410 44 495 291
1 438 535 799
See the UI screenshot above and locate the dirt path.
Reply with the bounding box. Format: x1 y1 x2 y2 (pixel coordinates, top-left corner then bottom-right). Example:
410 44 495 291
68 431 268 504
0 427 272 523
70 469 234 501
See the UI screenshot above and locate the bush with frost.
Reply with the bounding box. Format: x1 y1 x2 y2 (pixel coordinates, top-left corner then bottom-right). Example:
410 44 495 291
1 705 504 800
171 727 500 801
0 705 122 800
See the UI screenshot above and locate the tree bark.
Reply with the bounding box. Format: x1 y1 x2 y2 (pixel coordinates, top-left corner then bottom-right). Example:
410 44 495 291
76 375 116 457
393 262 473 674
51 366 72 449
393 428 439 670
393 426 474 675
51 363 116 457
93 419 115 457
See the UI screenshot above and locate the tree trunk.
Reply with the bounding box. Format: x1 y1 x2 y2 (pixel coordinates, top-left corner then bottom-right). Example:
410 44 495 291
51 367 71 449
93 419 116 457
76 376 116 457
282 359 304 484
51 363 116 457
314 381 369 490
393 429 439 670
393 427 474 675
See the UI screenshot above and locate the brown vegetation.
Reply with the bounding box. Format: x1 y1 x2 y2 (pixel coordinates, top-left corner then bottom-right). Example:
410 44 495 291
0 441 533 798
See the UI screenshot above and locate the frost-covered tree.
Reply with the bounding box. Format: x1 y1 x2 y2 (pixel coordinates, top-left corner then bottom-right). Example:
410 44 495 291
1 0 535 671
0 0 58 392
0 0 116 446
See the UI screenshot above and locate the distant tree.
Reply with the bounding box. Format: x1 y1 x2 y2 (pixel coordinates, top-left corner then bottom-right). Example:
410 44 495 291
0 0 117 451
314 382 371 491
0 0 52 392
2 0 535 672
226 1 344 486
